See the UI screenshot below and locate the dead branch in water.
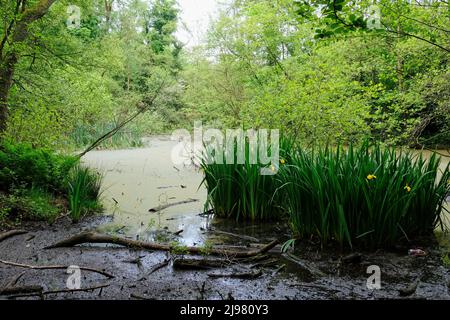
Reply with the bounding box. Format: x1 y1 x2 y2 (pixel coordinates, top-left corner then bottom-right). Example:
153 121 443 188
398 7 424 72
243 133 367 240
46 231 279 258
0 230 27 242
148 198 199 213
0 259 115 279
207 229 260 243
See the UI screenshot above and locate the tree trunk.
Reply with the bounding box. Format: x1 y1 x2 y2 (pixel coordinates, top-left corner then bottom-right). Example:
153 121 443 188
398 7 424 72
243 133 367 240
0 0 58 133
0 55 17 133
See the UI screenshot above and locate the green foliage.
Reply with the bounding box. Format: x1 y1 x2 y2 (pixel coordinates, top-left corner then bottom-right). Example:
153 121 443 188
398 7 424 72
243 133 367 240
201 137 449 249
183 0 449 147
0 142 77 193
66 165 103 222
0 188 61 224
200 138 285 221
278 142 450 249
169 240 190 255
0 142 103 224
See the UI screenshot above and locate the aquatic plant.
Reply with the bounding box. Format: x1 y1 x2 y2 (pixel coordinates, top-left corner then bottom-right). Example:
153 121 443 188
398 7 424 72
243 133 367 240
200 138 290 221
67 165 103 222
278 142 450 248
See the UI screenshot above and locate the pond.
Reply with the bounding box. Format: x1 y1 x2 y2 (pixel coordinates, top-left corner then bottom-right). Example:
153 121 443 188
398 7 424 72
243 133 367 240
82 136 450 247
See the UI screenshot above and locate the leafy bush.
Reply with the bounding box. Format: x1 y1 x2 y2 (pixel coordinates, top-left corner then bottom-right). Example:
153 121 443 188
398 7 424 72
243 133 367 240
66 165 103 222
0 142 77 193
278 142 450 249
0 142 103 224
0 188 61 224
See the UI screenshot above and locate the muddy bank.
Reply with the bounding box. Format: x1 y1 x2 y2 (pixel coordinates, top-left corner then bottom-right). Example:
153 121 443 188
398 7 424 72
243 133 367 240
0 215 449 300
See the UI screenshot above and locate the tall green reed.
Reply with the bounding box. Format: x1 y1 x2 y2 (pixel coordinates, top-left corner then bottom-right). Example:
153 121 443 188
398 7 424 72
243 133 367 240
277 142 449 248
66 165 103 222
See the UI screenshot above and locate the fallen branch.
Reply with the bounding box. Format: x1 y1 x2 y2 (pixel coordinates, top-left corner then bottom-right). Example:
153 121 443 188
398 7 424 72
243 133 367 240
148 198 199 213
0 285 43 296
208 269 262 279
0 259 114 279
173 257 231 270
46 231 279 258
44 284 109 295
208 229 260 243
6 284 109 299
130 293 155 300
282 253 325 278
3 272 26 288
138 258 170 281
0 230 27 243
77 81 165 158
173 229 184 236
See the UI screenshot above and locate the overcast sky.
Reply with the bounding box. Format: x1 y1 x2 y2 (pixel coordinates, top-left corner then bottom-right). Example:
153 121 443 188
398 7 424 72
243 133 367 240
175 0 220 47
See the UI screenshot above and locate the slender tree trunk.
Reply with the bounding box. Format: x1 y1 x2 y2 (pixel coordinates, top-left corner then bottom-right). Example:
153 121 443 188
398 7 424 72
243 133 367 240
396 22 403 92
0 0 58 133
0 55 17 133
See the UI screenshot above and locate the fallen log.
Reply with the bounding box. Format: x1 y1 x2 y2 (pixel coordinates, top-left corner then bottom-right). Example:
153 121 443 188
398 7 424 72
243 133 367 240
0 259 114 279
0 230 28 243
46 231 279 258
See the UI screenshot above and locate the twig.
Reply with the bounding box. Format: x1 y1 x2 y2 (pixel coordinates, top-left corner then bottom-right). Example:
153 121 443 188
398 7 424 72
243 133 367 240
0 285 43 296
148 198 199 213
208 229 260 243
138 258 170 281
77 81 165 158
173 229 184 236
207 269 263 279
6 284 110 299
0 230 28 242
130 293 155 300
0 260 114 279
4 272 26 288
282 253 326 278
44 284 109 295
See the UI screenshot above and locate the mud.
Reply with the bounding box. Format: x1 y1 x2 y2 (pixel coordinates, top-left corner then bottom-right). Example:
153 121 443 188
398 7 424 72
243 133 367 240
0 137 449 300
1 215 449 300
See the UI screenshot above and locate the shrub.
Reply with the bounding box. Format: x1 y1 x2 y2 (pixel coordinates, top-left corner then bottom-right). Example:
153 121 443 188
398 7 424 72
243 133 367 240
0 188 61 224
278 142 450 249
0 142 77 193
